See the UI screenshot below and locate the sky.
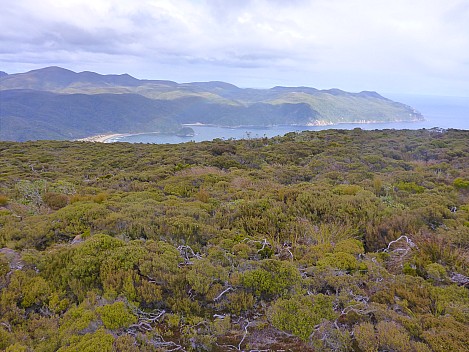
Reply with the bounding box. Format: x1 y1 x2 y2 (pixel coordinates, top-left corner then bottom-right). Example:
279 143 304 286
1 0 469 96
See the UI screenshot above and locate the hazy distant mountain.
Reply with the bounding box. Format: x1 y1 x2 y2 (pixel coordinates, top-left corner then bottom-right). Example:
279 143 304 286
0 71 7 78
0 67 423 141
0 66 176 92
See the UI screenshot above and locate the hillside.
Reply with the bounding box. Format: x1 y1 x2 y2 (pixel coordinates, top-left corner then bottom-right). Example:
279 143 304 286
0 90 183 141
0 67 423 141
0 129 468 351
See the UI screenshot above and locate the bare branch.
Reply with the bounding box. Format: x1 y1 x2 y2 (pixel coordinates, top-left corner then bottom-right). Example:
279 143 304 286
215 343 238 351
238 320 254 350
125 308 186 352
382 235 417 253
1 321 11 332
450 272 469 287
213 286 233 302
276 242 294 261
244 238 271 253
178 245 202 265
340 303 375 316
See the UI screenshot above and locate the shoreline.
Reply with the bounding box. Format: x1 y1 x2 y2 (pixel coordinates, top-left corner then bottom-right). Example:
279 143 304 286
184 119 424 129
76 133 127 143
78 119 426 143
77 131 171 143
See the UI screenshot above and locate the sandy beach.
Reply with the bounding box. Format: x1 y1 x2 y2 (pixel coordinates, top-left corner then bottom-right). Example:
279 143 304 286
76 133 126 143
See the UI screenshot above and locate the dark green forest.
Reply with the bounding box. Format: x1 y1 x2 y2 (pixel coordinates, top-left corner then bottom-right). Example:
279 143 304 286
0 128 468 351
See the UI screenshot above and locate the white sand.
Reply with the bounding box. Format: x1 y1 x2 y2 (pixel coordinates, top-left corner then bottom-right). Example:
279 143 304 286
76 133 126 143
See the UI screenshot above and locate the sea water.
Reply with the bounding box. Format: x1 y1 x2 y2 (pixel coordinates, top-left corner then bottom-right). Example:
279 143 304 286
109 94 468 144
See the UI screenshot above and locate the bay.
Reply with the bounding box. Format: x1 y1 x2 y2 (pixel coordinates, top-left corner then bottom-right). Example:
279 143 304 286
108 94 468 144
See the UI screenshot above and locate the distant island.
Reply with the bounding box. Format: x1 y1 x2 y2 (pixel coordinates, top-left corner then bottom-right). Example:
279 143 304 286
175 126 196 137
0 66 423 141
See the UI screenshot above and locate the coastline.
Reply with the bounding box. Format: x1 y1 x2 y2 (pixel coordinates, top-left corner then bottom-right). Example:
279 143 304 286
76 131 170 143
184 119 424 129
77 118 426 143
76 133 126 143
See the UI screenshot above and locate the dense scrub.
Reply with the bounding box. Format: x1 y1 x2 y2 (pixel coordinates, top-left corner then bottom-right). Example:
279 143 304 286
0 128 468 351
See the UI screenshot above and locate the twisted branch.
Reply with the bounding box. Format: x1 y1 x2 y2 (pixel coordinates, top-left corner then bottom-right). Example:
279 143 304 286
178 245 202 265
213 286 233 302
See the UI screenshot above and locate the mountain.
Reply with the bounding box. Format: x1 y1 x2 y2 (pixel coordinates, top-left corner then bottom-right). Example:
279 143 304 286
0 67 423 141
0 90 183 141
0 90 320 141
0 66 177 93
0 71 7 78
0 66 142 90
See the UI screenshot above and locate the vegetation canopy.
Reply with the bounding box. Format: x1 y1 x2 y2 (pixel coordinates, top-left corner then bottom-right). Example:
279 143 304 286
0 128 468 351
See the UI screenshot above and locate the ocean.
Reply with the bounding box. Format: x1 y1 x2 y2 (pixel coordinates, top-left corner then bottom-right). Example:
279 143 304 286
107 94 468 144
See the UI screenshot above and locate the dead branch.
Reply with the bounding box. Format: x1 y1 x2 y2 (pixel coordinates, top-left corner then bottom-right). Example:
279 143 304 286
1 321 11 332
213 286 233 302
244 238 271 253
382 235 417 253
284 247 294 260
128 321 153 332
238 320 254 350
178 245 202 265
340 303 375 316
125 308 186 352
134 308 166 322
279 244 294 260
150 340 184 351
215 343 238 351
450 272 469 287
127 308 166 334
145 332 186 352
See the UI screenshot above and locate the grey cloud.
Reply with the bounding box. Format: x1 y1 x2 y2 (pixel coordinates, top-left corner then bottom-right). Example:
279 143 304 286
1 0 469 96
205 0 252 20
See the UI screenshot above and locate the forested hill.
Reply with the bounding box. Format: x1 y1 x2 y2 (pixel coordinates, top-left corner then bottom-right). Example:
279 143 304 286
0 67 423 141
0 129 468 351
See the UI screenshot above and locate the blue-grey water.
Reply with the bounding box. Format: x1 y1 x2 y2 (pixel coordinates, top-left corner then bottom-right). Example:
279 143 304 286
108 94 468 144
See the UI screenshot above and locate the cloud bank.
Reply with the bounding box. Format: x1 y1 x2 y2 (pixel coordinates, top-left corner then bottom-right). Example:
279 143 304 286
1 0 469 95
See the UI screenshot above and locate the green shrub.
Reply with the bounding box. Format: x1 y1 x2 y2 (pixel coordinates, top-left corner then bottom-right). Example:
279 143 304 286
57 328 114 352
332 184 363 195
425 263 447 283
267 294 337 341
241 259 300 299
43 192 69 209
453 178 469 189
377 321 412 351
226 291 255 315
353 322 378 352
317 252 358 271
5 343 28 352
96 301 137 330
395 181 425 194
334 238 364 255
0 328 12 351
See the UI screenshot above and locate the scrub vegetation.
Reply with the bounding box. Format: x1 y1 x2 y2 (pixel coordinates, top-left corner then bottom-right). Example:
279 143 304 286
0 128 468 351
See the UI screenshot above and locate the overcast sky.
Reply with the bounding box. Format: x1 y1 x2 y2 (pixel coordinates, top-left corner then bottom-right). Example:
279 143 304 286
1 0 469 96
